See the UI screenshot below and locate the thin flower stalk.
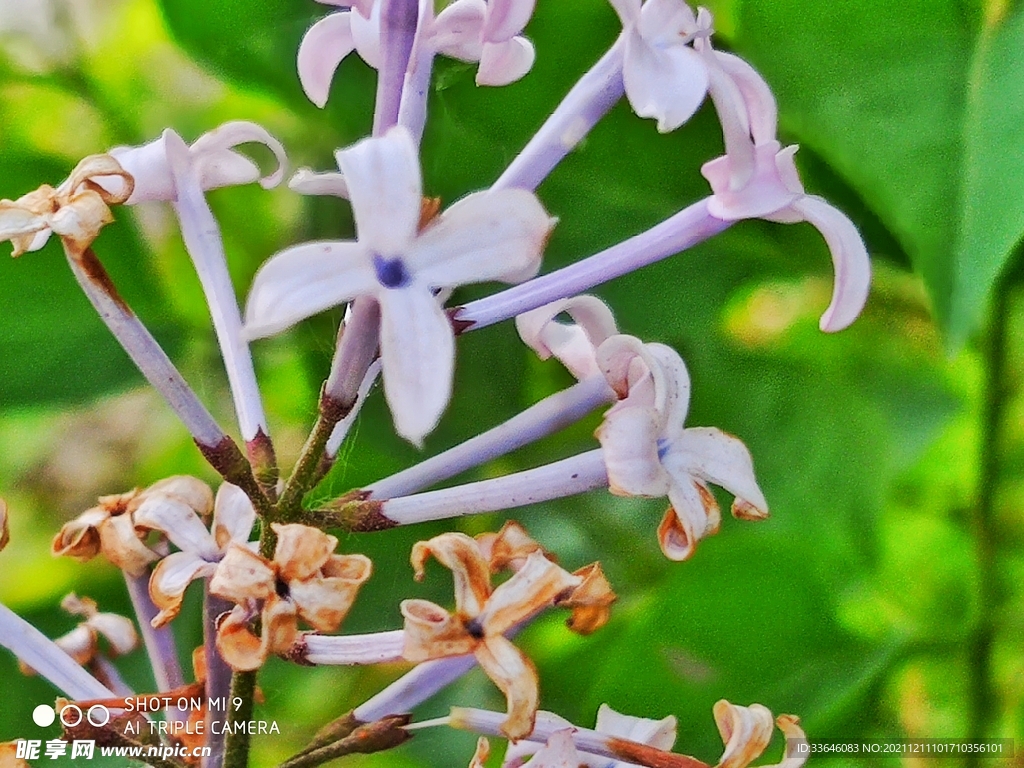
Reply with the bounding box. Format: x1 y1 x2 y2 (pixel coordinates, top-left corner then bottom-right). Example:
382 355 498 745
449 707 709 768
456 198 729 330
492 38 626 192
374 0 420 136
0 602 114 701
204 588 234 768
353 654 481 722
299 629 406 665
377 449 608 526
367 375 615 499
124 573 188 721
397 37 436 145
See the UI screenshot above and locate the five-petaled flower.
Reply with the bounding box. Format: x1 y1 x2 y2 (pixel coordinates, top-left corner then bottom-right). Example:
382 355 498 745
209 523 372 671
52 476 214 577
400 526 615 740
298 0 538 108
136 483 258 627
244 126 554 444
611 0 710 132
595 335 769 560
0 154 133 258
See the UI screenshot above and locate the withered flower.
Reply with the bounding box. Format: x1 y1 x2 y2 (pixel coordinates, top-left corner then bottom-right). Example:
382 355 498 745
401 527 616 740
714 701 807 768
0 741 30 768
209 523 372 671
52 476 213 577
0 154 133 258
20 594 137 675
138 483 256 627
0 498 9 553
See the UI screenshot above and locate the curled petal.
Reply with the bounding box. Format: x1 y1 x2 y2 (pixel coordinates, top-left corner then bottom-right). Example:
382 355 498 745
478 520 547 573
642 342 692 432
713 52 777 145
477 37 535 86
477 551 581 636
658 480 720 561
263 593 301 657
411 188 552 287
558 562 616 635
210 544 276 604
298 12 357 108
400 599 476 661
271 523 337 582
0 499 8 552
769 715 808 768
350 0 382 68
622 28 708 133
211 483 256 550
713 700 775 768
595 704 677 751
597 405 671 497
190 121 289 191
216 605 268 672
149 551 217 627
53 625 99 666
469 736 491 768
787 195 871 333
243 240 374 339
141 476 214 516
516 295 618 380
702 142 802 221
337 127 422 257
51 508 108 561
97 514 159 577
503 712 576 767
0 202 48 253
133 495 218 560
483 0 535 42
86 613 139 656
49 188 114 256
378 285 455 445
475 634 539 741
411 532 492 617
290 553 372 631
431 0 485 61
665 428 768 518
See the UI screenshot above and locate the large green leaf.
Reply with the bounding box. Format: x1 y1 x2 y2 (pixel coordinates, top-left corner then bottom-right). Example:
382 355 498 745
733 0 1024 342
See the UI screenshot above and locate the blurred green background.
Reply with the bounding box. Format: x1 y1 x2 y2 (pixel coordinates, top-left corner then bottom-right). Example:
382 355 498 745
1 0 1023 766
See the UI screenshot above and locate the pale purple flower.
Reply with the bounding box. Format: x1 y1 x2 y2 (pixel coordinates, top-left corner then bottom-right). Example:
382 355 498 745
298 0 537 109
244 126 553 444
594 336 768 560
610 0 709 132
694 13 871 332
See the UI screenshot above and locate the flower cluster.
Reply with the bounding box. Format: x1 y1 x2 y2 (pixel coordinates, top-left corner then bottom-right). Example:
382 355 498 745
0 0 874 765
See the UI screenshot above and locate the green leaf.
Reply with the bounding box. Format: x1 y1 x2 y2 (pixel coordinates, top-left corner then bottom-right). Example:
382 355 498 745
733 0 1024 342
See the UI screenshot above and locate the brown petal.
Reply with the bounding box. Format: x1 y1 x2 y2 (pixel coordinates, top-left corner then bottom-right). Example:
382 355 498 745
54 625 100 666
0 499 9 552
713 700 775 768
149 551 216 627
479 520 549 573
399 599 476 662
411 533 492 618
468 737 490 768
97 514 159 576
766 715 807 768
264 594 300 657
558 562 617 635
475 634 539 741
191 647 208 683
216 605 267 672
290 554 372 632
477 551 581 637
210 544 276 604
140 475 215 517
1 741 31 768
63 154 135 206
271 523 337 582
51 507 109 561
50 188 114 256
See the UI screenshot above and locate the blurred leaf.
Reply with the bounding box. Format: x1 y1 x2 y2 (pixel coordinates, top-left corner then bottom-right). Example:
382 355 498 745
734 0 1024 343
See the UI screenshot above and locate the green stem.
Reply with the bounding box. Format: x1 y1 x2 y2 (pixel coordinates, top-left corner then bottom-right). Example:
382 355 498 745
276 393 350 520
967 276 1010 746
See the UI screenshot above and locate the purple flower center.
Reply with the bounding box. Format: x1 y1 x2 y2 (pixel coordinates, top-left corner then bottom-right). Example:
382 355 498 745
657 438 671 460
373 254 411 289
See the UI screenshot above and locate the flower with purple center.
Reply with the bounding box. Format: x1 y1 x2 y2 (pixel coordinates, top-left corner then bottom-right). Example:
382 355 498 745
244 126 554 444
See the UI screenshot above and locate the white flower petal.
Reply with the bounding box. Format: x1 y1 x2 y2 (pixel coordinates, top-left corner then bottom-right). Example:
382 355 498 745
243 241 374 339
211 483 256 550
477 37 535 86
107 137 175 203
190 121 288 190
788 195 871 332
431 0 485 61
482 0 535 42
704 59 755 189
664 427 768 517
622 28 708 133
133 496 219 560
609 0 641 27
597 405 671 497
638 0 697 46
595 704 677 751
702 141 802 220
713 51 777 145
379 285 455 445
149 551 217 626
523 729 580 767
87 612 139 656
515 296 618 380
351 0 382 68
0 203 48 242
336 128 421 257
298 12 357 108
411 188 551 286
289 167 349 198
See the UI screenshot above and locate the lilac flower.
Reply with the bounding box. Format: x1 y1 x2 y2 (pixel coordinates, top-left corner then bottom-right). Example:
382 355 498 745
611 0 709 132
694 13 871 332
298 0 538 109
244 127 553 444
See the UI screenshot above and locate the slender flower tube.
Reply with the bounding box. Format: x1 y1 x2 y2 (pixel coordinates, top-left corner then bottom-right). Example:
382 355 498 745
354 654 481 722
376 450 609 526
245 127 553 444
124 573 187 722
0 602 114 701
456 198 729 331
298 629 406 665
374 0 419 135
326 359 382 458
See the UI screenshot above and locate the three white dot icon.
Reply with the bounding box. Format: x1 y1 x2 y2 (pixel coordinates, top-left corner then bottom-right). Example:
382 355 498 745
31 703 110 728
